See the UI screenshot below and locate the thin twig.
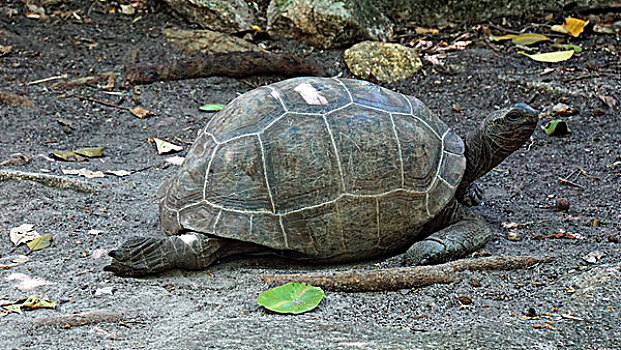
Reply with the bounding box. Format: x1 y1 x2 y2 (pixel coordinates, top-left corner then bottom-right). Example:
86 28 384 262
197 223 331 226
0 169 95 193
26 74 69 85
64 93 131 111
31 311 127 328
262 255 554 292
558 177 585 189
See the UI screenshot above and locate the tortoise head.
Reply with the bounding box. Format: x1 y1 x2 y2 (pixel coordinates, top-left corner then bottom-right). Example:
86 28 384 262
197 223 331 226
458 103 539 197
483 103 539 156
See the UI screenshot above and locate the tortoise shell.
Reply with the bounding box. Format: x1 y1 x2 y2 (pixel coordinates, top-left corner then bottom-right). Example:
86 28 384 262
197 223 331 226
157 77 466 261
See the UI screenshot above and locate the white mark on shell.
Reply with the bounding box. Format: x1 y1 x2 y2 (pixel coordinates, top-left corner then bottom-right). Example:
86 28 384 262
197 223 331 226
294 83 328 105
179 234 198 246
270 89 281 100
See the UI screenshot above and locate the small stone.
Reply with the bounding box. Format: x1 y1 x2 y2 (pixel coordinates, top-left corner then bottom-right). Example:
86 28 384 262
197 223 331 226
587 218 600 226
507 231 521 241
456 295 472 305
554 198 570 212
608 235 619 243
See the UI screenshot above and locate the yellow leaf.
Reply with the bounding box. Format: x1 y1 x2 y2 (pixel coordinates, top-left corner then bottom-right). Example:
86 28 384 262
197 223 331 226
415 27 439 35
551 17 587 37
518 50 574 63
130 107 154 119
491 33 550 45
73 147 104 158
26 234 53 251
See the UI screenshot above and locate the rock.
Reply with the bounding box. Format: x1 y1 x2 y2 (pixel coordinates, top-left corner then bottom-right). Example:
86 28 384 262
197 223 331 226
163 0 257 33
266 0 393 49
162 28 259 54
554 198 570 212
344 41 422 83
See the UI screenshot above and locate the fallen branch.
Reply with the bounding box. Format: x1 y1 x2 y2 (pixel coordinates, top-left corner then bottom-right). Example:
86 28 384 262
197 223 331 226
123 51 327 86
52 72 118 90
32 311 126 328
0 169 95 193
64 93 131 111
262 255 554 292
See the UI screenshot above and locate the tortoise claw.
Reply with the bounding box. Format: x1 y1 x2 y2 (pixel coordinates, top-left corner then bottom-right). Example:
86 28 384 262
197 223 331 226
104 236 174 277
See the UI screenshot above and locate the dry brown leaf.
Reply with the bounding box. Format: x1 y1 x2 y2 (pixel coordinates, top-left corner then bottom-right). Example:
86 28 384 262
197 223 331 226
0 45 11 57
130 107 154 119
106 170 132 177
0 92 33 107
598 95 617 108
551 17 587 37
153 138 183 155
415 27 439 35
61 168 105 178
9 224 40 246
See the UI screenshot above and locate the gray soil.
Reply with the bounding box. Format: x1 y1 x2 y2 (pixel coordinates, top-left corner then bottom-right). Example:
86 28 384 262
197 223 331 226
1 2 620 349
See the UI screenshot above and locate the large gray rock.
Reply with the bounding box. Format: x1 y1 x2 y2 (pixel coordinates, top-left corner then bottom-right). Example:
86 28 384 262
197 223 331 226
164 0 257 33
266 0 393 49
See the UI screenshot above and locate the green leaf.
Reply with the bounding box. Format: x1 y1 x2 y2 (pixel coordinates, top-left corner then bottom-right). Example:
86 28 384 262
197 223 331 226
22 295 56 309
199 104 226 112
551 44 583 53
542 119 571 136
73 147 104 158
490 33 550 45
26 234 53 251
257 282 324 314
518 50 574 63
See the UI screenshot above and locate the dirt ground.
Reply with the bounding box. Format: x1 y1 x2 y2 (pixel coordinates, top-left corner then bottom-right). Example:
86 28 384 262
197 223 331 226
1 1 620 349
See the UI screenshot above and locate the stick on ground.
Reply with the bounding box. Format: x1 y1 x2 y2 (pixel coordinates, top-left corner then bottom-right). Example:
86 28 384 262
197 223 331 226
0 170 95 193
261 255 554 292
32 311 126 328
123 51 327 86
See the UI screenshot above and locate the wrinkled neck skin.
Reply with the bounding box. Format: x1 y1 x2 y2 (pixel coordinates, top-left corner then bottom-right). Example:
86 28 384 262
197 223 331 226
457 123 522 195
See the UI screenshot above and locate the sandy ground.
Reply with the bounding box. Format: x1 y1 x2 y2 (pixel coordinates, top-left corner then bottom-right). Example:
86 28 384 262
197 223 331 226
1 1 620 349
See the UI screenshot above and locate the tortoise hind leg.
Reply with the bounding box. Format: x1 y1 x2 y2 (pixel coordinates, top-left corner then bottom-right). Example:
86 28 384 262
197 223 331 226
400 201 492 265
104 233 261 277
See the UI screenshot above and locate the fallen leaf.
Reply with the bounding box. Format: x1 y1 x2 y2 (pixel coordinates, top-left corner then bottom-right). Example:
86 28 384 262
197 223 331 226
583 250 605 264
490 33 550 45
95 286 114 296
551 103 578 116
1 295 56 314
551 44 582 53
130 107 154 119
9 224 40 246
518 50 574 63
0 92 33 107
153 138 183 154
198 104 226 112
106 170 132 177
532 324 552 329
597 95 617 108
165 155 185 166
592 24 616 34
51 150 87 162
61 168 105 178
415 27 439 35
502 222 520 229
424 53 447 66
73 147 104 158
544 232 584 240
0 45 11 57
542 119 571 136
435 41 471 51
26 234 53 251
119 4 135 15
551 17 587 37
507 231 521 241
0 255 29 269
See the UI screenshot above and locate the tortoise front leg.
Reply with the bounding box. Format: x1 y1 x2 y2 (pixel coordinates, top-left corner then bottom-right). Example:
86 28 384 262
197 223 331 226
104 233 233 277
400 202 492 265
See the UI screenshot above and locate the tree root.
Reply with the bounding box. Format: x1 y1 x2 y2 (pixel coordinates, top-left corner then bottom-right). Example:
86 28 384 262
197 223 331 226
261 255 554 292
123 51 327 86
0 170 95 193
31 311 126 328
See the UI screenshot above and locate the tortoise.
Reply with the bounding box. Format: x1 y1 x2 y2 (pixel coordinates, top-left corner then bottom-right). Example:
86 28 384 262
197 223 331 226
105 77 538 276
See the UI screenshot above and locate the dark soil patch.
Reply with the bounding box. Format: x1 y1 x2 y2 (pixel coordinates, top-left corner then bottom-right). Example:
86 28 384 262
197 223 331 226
1 2 619 349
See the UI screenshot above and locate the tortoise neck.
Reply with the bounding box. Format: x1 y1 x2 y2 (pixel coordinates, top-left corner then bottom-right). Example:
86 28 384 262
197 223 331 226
458 125 511 192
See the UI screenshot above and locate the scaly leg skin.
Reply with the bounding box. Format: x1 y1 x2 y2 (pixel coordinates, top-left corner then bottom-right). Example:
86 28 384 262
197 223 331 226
104 233 238 277
400 202 492 266
457 183 483 207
